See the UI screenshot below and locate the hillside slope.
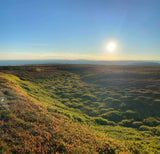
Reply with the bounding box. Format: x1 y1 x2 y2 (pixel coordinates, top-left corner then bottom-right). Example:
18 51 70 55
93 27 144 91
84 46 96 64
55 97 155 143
1 64 160 153
0 72 130 153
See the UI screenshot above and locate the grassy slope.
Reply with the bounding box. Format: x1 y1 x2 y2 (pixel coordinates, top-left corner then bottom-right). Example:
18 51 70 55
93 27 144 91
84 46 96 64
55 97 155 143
0 72 130 153
0 64 160 153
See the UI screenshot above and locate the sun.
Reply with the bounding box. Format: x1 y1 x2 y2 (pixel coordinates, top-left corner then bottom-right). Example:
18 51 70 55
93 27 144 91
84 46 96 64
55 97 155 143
107 42 116 52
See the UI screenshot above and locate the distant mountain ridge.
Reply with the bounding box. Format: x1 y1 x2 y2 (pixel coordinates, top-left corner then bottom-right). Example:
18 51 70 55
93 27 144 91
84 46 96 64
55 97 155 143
0 59 160 66
130 62 160 66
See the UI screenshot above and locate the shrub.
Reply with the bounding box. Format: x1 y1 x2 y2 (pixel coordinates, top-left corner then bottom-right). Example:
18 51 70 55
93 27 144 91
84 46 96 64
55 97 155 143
151 127 160 136
143 117 160 127
119 119 134 127
139 125 151 131
123 110 138 120
94 117 115 125
101 111 122 122
132 121 143 128
82 94 97 101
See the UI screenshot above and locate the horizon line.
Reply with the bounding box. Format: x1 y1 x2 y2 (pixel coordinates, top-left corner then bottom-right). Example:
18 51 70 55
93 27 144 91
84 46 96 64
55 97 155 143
0 59 160 61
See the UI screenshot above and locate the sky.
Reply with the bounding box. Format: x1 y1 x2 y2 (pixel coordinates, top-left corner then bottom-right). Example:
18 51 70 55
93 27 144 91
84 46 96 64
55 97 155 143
0 0 160 60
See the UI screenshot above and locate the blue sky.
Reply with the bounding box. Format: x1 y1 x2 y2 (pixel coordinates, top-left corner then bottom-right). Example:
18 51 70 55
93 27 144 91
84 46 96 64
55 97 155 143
0 0 160 60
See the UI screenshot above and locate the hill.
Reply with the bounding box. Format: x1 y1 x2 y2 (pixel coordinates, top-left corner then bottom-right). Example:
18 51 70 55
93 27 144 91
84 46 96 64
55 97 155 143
0 60 160 66
0 64 160 153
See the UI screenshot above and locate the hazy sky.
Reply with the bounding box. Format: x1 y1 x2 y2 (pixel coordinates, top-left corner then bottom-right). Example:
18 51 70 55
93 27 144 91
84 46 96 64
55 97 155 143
0 0 160 60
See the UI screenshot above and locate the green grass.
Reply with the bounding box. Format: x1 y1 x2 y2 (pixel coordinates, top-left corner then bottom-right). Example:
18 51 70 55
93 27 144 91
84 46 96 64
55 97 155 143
0 64 160 153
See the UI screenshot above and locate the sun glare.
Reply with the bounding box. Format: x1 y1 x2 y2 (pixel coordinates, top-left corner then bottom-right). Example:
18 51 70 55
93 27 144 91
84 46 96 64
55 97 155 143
107 42 116 52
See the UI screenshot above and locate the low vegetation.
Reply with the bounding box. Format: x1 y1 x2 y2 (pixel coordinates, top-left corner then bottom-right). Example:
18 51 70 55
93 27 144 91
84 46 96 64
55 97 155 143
0 64 160 153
